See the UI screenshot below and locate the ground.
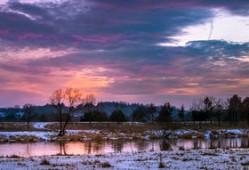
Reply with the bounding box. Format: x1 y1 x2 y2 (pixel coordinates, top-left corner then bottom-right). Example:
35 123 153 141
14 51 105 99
1 122 249 169
0 149 249 170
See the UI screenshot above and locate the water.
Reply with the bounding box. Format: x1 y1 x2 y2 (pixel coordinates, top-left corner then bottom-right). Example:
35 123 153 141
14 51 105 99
0 138 249 157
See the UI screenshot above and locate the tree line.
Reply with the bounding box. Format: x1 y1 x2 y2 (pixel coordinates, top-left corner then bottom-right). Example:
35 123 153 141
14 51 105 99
191 94 249 128
1 88 249 136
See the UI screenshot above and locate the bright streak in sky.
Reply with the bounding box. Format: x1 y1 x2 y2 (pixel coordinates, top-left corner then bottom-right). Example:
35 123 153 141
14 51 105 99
158 9 249 47
230 56 249 63
0 0 67 4
0 48 76 61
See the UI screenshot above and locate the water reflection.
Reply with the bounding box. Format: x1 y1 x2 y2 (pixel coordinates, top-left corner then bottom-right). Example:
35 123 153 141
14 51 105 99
167 137 249 150
0 138 249 157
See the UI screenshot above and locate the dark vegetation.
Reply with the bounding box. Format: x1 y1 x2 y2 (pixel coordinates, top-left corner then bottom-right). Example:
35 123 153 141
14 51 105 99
1 88 249 135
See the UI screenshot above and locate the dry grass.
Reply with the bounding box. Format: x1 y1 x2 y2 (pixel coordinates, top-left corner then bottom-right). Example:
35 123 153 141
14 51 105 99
1 121 249 132
201 152 219 156
101 162 112 168
8 155 21 158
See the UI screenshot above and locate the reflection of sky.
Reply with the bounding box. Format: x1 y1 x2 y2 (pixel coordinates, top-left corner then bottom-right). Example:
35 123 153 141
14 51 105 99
0 1 249 107
0 138 249 157
171 138 246 150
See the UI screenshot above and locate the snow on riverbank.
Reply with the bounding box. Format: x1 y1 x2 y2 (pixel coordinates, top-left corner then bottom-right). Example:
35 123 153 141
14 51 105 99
0 131 56 141
32 122 55 130
0 129 104 142
0 149 249 169
0 128 249 143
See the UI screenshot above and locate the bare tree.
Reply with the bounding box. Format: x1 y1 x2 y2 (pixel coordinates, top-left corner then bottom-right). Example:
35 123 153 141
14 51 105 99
213 98 225 127
50 88 83 136
23 104 36 130
82 94 96 124
203 96 215 124
83 94 96 113
50 89 65 134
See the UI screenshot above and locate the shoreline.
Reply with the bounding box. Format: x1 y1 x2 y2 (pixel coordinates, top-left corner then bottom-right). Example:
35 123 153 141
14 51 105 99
0 128 248 143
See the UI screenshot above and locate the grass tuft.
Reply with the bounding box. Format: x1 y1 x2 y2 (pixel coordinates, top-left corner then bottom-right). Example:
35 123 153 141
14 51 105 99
8 155 21 158
40 158 50 165
101 162 112 168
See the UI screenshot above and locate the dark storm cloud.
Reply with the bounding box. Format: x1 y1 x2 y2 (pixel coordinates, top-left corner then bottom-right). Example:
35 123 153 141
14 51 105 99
0 0 214 49
0 0 248 49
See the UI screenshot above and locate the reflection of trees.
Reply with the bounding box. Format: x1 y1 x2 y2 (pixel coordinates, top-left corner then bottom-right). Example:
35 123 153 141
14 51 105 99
230 138 239 148
26 143 31 157
112 140 124 153
134 140 150 151
209 139 221 149
84 141 105 154
241 137 249 148
160 139 171 151
92 141 104 154
85 141 92 154
150 139 155 151
193 139 204 149
59 142 67 155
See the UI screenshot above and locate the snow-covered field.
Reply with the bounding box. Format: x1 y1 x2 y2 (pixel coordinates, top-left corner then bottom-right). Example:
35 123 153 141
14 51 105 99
0 149 249 170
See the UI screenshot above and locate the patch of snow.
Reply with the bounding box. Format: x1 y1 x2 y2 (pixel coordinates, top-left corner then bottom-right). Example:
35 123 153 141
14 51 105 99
66 130 101 134
204 131 211 139
141 135 150 140
32 122 55 130
225 129 242 134
147 130 168 136
0 131 56 140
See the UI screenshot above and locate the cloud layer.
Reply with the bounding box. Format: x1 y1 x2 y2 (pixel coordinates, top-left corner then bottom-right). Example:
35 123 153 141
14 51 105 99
0 0 249 107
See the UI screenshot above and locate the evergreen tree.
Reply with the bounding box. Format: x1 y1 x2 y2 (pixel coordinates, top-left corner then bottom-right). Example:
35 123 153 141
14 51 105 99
228 94 242 126
178 105 185 122
110 110 126 123
158 102 172 122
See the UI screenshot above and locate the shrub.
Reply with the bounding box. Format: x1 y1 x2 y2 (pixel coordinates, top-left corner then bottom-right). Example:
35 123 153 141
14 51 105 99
8 155 21 158
101 162 112 168
158 154 165 168
40 158 50 165
158 162 165 168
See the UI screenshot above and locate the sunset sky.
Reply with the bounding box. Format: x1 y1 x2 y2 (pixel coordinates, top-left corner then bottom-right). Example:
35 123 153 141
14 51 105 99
0 0 249 107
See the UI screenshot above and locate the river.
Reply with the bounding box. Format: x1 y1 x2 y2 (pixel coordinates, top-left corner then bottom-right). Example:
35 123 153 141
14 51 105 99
1 137 249 157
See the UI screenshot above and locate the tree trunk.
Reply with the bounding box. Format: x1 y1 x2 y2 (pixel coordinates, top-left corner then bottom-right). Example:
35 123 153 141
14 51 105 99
27 121 30 130
58 112 71 136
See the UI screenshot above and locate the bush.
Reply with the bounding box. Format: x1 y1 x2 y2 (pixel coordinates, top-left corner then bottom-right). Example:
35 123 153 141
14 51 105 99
8 155 20 158
101 162 112 168
40 158 50 165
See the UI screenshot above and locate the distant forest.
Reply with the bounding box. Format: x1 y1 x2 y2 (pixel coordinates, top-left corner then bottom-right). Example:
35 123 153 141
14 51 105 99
0 92 248 127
